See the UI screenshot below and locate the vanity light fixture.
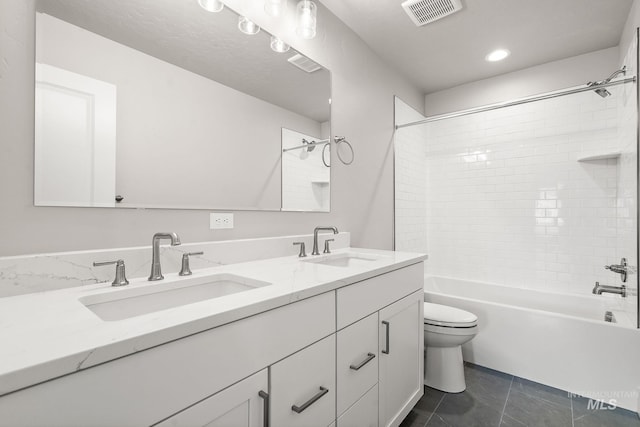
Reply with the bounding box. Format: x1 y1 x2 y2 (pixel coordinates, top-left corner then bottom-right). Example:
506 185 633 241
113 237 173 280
264 0 284 17
198 0 224 13
296 0 317 39
270 36 290 53
485 48 510 62
238 16 261 35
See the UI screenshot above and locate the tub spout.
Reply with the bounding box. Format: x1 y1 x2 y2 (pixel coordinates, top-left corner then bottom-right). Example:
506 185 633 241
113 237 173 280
592 282 627 297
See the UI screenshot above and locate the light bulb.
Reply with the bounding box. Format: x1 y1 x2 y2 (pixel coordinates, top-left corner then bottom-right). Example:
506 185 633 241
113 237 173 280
198 0 224 13
296 0 317 39
264 0 284 17
238 16 260 35
270 36 290 53
485 49 510 62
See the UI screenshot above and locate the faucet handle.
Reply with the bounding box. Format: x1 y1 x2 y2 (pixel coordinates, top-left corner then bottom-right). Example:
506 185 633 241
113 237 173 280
93 259 129 287
179 252 204 276
323 239 335 254
293 242 307 258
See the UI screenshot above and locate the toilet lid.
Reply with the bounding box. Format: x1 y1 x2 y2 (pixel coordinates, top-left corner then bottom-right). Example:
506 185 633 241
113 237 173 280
424 302 477 327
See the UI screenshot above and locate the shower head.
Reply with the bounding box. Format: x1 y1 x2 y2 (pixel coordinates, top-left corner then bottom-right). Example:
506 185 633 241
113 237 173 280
595 88 611 98
587 66 626 98
302 138 316 152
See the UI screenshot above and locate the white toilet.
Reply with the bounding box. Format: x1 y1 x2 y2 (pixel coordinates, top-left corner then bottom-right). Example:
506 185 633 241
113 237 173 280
423 302 478 393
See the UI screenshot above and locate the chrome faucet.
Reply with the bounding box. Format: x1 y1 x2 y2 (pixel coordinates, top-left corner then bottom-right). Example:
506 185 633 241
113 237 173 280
149 232 181 281
592 282 627 297
312 226 339 255
604 258 629 283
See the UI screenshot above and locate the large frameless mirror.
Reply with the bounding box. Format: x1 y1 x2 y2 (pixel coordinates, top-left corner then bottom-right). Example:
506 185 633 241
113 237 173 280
34 0 331 211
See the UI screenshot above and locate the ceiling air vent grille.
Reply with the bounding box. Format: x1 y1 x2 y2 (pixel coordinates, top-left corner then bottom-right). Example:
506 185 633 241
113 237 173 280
401 0 463 26
287 54 322 73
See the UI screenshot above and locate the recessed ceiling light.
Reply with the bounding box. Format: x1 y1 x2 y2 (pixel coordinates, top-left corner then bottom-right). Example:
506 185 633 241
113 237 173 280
485 49 510 62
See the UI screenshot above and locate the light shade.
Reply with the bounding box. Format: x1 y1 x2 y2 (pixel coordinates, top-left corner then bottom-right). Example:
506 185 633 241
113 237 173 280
270 36 290 53
485 49 510 62
264 0 284 17
296 0 317 39
198 0 224 13
238 16 260 35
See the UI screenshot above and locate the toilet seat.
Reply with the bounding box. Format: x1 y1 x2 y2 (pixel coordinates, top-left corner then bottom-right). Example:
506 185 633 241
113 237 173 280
424 302 478 328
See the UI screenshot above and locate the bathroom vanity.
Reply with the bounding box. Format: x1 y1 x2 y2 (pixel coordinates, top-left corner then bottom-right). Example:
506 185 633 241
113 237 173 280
0 245 425 427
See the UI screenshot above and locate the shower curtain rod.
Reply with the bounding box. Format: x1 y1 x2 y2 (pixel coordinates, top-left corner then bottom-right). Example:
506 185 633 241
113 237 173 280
395 76 637 130
282 139 330 152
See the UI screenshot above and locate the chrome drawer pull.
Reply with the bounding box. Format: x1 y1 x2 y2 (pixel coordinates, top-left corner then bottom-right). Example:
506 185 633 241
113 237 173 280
258 390 269 427
291 386 329 414
350 352 376 371
382 321 390 354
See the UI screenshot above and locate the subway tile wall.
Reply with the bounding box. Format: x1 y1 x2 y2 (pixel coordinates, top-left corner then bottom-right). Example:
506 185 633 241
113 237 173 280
394 98 428 253
396 82 637 301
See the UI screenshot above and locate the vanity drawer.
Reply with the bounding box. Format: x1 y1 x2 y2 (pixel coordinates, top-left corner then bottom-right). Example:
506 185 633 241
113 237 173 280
270 334 336 427
337 262 423 329
336 312 378 416
0 292 335 427
337 384 378 427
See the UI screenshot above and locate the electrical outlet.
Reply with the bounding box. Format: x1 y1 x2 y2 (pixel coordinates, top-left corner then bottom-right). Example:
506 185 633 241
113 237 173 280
210 212 234 229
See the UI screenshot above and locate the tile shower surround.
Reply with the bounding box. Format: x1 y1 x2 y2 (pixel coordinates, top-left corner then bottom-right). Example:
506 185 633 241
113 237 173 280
396 84 638 305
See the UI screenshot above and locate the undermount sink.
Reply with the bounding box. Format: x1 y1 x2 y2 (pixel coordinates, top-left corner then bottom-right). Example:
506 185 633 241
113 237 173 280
303 252 384 268
80 273 270 321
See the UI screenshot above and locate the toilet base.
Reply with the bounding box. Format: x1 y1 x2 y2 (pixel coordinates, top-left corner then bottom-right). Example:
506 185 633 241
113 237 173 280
424 345 466 393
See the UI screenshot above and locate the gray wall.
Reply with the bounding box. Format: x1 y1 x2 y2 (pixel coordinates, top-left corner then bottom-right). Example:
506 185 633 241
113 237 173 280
424 47 620 116
0 0 424 256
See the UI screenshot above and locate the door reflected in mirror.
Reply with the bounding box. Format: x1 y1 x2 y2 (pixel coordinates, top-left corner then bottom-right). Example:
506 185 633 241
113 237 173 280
34 0 331 212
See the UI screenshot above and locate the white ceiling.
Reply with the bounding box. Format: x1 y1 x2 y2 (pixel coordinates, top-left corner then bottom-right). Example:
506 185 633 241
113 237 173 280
320 0 634 94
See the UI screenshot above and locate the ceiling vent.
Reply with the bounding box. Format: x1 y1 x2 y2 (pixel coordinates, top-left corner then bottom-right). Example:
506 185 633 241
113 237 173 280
401 0 463 26
287 54 322 73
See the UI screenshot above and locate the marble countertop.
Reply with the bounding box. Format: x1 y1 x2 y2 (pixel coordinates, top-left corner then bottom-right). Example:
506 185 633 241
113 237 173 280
0 247 426 396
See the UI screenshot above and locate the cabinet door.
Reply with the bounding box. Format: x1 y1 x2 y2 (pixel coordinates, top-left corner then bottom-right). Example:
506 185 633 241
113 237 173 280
270 335 336 427
378 290 424 427
156 369 268 427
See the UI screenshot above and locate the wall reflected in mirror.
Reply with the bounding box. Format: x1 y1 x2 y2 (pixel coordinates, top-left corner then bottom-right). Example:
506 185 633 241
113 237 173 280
281 128 330 211
34 0 331 211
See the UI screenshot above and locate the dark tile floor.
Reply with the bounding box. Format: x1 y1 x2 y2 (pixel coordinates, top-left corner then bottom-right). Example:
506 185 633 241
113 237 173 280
400 363 640 427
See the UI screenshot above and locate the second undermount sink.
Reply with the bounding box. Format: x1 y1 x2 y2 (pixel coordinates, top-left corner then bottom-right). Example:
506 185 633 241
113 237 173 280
303 252 384 268
80 273 270 321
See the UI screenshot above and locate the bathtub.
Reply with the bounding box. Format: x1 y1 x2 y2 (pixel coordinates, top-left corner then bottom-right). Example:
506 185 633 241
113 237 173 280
424 276 640 413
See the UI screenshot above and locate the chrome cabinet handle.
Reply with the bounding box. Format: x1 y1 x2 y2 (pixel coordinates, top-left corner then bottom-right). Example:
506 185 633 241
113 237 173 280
258 390 269 427
349 352 376 371
291 386 328 414
382 321 390 354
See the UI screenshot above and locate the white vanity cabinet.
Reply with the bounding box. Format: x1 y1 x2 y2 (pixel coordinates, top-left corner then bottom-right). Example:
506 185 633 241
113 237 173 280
0 292 335 427
0 259 425 427
155 369 268 427
336 262 424 427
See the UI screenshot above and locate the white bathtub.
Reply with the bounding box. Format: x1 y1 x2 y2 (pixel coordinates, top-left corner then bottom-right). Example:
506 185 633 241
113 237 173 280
424 276 640 413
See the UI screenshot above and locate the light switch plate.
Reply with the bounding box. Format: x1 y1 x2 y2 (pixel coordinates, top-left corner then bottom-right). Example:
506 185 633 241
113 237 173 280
210 212 234 229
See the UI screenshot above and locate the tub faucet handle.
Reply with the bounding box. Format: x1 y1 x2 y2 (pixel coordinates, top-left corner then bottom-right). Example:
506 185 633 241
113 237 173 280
604 257 628 282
